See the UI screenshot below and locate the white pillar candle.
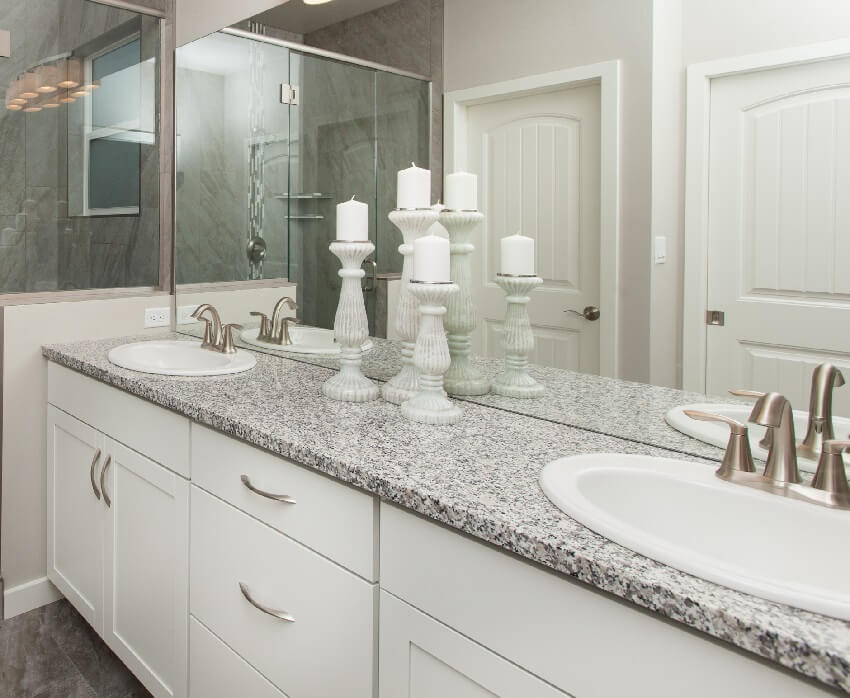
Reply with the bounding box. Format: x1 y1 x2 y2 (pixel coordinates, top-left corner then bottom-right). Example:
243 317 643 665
413 234 451 282
445 172 477 211
336 196 369 241
500 233 535 275
397 162 431 209
427 220 449 238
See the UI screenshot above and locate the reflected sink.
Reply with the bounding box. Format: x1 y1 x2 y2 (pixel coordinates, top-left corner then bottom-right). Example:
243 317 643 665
108 340 256 376
666 404 850 474
241 326 373 355
540 453 850 619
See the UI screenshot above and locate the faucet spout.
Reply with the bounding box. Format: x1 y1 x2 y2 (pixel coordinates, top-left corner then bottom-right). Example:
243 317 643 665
748 392 801 484
270 296 298 345
191 304 222 349
799 363 845 460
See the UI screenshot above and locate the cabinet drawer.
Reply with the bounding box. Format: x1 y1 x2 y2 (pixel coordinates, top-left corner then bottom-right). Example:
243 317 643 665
48 362 190 478
191 423 377 580
190 487 376 698
190 618 284 698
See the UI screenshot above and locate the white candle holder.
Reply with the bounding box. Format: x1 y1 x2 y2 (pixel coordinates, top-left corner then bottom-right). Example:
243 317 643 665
440 209 489 396
401 281 462 425
322 240 380 403
491 274 545 398
382 208 439 405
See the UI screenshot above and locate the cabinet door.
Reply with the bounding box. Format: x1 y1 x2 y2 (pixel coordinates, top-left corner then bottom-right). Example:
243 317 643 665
102 439 189 698
46 406 105 630
380 591 567 698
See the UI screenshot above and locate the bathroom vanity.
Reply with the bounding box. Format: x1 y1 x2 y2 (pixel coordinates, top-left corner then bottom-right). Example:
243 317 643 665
42 337 848 698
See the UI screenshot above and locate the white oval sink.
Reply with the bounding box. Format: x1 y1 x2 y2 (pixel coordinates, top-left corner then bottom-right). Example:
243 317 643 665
666 403 850 474
540 453 850 619
241 326 373 355
108 340 256 376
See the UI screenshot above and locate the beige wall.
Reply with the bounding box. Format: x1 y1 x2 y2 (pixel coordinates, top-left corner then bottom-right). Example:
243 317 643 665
2 295 171 613
443 0 654 382
649 0 850 387
176 0 283 45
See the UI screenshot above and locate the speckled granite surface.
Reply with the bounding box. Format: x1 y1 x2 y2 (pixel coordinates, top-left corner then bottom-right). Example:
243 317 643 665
45 334 850 693
184 326 734 461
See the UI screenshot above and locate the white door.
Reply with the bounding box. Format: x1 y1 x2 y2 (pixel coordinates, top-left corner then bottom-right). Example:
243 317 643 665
379 591 567 698
103 440 189 698
465 83 601 373
705 56 850 414
46 406 104 630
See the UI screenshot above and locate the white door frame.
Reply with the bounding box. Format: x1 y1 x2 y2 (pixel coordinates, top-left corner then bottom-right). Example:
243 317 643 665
445 61 621 378
682 38 850 392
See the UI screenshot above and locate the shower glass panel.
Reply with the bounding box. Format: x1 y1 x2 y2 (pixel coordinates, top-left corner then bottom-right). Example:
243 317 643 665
288 51 378 332
175 32 290 284
175 29 430 338
0 0 161 293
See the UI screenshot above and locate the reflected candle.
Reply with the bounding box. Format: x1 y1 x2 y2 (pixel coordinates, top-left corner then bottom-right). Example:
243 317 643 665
445 172 477 211
336 196 369 241
413 234 450 282
500 234 535 275
397 163 431 209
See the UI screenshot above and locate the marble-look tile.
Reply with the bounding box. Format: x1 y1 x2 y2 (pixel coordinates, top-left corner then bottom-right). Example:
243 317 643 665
125 208 161 288
0 112 26 217
58 224 92 291
43 334 850 693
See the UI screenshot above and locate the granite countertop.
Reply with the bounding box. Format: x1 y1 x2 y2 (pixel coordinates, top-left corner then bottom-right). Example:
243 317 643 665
43 334 850 693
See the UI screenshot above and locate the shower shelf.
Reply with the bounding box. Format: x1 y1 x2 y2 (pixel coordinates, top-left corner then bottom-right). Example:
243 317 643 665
275 194 333 200
286 214 325 220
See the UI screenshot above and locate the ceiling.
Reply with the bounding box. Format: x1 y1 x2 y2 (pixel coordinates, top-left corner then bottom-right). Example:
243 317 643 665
252 0 400 36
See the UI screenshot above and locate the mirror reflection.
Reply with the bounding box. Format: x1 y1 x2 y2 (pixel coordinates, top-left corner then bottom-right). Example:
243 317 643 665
174 0 850 459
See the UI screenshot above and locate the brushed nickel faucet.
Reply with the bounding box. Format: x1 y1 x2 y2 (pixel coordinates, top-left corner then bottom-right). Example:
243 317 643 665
191 303 243 354
250 296 299 346
799 363 845 460
683 410 755 479
748 392 801 484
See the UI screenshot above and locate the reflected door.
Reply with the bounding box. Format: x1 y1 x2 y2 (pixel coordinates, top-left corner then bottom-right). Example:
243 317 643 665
705 56 850 414
465 83 601 373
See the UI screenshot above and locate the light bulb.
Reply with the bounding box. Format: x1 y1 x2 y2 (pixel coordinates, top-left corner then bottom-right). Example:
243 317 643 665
57 58 82 89
19 71 41 99
36 64 59 93
23 105 42 113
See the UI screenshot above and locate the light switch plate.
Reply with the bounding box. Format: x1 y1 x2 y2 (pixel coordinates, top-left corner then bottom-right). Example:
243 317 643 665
0 30 10 58
654 235 667 264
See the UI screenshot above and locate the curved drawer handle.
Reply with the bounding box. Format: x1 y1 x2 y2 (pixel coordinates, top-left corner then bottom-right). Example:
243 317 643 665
100 455 112 508
239 582 295 623
89 449 102 500
240 474 296 504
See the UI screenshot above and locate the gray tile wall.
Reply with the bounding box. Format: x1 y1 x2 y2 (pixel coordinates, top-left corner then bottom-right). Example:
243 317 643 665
0 0 165 294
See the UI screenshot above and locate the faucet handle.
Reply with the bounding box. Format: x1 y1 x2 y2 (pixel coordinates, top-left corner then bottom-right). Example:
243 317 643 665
729 389 765 399
194 317 216 349
250 312 273 341
220 323 243 355
812 440 850 499
684 410 756 478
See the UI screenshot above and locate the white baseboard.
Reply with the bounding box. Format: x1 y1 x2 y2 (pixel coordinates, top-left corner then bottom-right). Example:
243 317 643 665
3 576 63 619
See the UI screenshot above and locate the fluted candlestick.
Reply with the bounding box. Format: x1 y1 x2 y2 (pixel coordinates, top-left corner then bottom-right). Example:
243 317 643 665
401 281 462 425
491 274 544 398
441 209 489 396
322 240 379 402
382 208 439 405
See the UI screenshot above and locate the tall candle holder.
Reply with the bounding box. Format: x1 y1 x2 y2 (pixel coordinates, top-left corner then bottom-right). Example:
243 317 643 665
491 274 545 398
382 208 439 405
440 209 489 396
401 281 462 425
322 240 380 402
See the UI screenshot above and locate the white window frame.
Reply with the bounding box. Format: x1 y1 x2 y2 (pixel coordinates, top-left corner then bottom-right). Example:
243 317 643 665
82 31 143 217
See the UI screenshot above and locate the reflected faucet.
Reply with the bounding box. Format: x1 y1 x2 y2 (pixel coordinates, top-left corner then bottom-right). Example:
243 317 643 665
271 296 298 345
799 363 845 460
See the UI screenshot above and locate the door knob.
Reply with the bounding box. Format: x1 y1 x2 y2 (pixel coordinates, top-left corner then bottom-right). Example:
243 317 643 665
564 306 600 321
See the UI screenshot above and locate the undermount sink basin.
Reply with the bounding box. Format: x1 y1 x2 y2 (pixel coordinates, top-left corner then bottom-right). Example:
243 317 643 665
241 326 373 355
108 340 256 376
666 403 850 474
540 453 850 619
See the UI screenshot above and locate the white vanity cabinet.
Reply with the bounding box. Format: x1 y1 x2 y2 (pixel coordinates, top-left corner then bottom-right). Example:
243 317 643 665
47 365 190 698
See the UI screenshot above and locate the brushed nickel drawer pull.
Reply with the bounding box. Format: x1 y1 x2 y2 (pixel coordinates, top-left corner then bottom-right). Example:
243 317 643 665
89 448 102 500
239 582 295 623
240 474 296 504
100 455 112 508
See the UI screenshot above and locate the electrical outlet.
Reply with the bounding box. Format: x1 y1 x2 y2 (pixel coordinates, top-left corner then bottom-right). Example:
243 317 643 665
144 306 171 328
177 305 200 325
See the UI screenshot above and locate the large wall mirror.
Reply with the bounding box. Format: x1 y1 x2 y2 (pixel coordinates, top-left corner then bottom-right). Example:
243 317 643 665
173 0 850 458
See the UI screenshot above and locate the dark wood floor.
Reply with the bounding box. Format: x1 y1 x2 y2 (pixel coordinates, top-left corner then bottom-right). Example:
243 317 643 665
0 599 151 697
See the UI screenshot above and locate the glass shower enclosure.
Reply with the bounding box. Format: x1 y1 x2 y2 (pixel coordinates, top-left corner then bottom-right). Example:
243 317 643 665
174 29 431 332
